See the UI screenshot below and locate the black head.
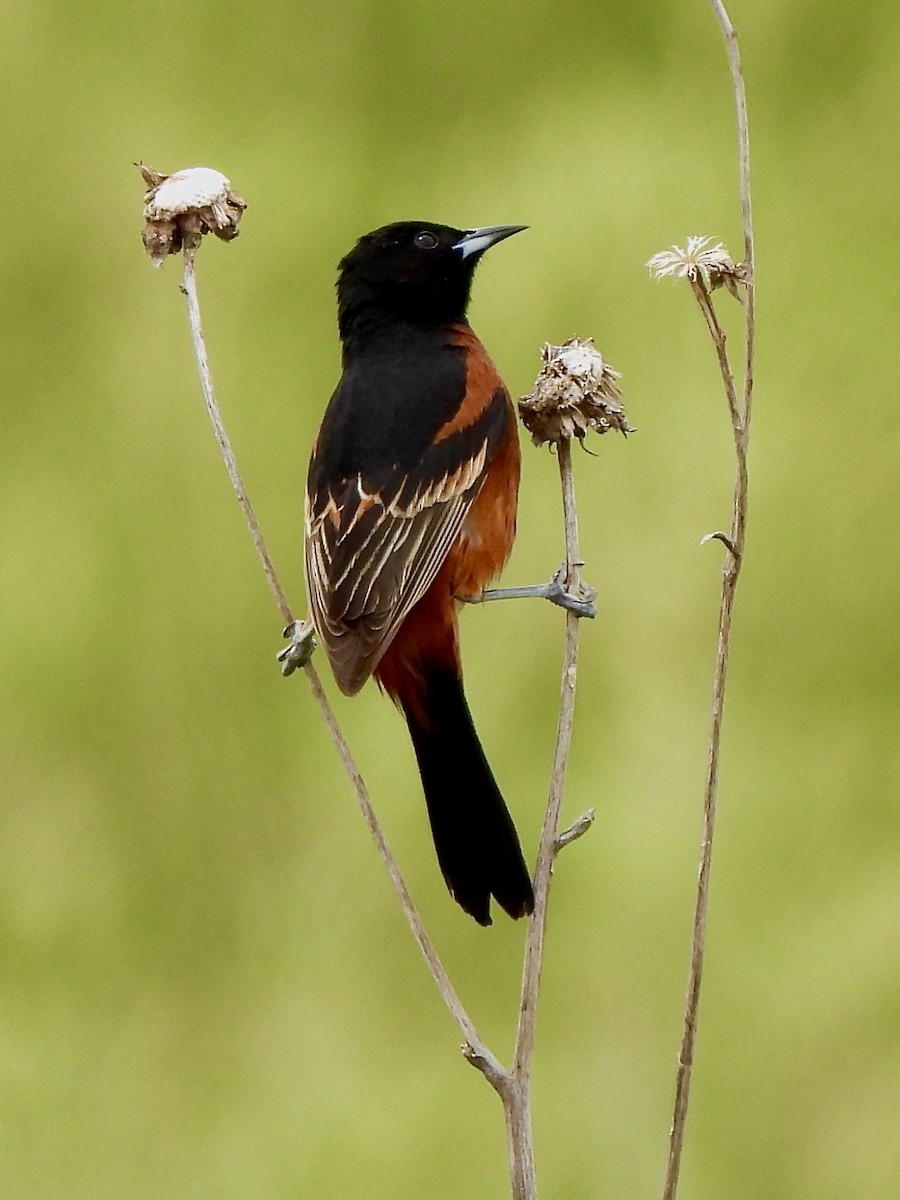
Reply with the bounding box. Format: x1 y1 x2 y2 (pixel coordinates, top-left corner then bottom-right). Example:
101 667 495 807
336 221 526 343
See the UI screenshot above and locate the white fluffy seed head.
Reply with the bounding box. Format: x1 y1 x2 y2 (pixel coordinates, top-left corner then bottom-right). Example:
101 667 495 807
139 164 246 266
143 168 235 219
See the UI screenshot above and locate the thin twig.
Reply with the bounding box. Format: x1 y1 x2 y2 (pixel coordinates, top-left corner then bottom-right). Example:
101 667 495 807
711 0 757 432
661 4 756 1198
178 248 505 1084
181 248 293 627
688 275 742 442
502 439 586 1200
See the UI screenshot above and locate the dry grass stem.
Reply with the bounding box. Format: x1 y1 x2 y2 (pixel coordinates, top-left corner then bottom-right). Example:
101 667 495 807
502 439 589 1200
487 330 627 1195
180 250 293 626
656 4 756 1198
492 339 626 1199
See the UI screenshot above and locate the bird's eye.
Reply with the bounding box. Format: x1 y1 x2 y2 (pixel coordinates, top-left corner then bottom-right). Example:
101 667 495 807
414 231 439 250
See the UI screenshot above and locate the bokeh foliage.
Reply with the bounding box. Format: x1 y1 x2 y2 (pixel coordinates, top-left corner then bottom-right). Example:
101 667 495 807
2 1 899 1196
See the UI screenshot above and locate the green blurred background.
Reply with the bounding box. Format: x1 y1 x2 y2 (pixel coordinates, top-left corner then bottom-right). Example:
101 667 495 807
3 0 899 1196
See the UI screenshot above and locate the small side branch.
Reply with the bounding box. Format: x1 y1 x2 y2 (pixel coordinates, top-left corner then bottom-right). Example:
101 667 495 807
555 808 595 852
700 531 739 558
688 274 743 443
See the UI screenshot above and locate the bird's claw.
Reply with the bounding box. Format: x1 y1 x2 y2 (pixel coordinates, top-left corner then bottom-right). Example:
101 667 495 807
277 620 317 676
545 564 597 619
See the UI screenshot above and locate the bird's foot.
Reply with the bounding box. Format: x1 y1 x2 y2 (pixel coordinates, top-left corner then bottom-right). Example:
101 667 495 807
543 563 597 618
463 564 597 619
277 619 317 676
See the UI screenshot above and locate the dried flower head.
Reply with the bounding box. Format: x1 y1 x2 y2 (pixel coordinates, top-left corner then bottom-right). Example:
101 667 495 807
518 338 630 447
647 236 748 299
139 164 247 267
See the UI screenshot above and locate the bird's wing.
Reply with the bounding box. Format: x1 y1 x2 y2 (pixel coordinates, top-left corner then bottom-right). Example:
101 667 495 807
305 387 510 695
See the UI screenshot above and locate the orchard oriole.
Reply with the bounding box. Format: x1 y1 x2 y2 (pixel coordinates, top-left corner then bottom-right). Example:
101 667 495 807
305 222 533 925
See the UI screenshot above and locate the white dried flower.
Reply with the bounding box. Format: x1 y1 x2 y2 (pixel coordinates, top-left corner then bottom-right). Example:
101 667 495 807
647 236 747 298
518 337 631 447
139 164 247 267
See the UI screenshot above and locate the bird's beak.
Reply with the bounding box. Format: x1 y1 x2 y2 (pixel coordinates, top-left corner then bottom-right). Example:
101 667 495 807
453 225 528 260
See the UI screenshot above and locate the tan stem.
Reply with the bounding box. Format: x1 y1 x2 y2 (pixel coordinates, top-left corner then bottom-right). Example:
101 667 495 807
661 3 756 1198
504 438 585 1199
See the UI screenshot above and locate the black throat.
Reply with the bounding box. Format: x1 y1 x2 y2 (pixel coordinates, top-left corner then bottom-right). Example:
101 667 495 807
336 271 474 363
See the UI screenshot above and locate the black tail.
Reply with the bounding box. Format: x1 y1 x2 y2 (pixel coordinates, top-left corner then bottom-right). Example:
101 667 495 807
402 667 534 926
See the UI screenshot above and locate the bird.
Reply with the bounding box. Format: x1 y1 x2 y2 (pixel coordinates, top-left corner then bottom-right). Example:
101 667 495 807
304 221 534 926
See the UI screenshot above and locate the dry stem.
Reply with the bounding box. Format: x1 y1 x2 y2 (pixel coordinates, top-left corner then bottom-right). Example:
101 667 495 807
181 249 292 626
661 4 755 1198
499 439 587 1200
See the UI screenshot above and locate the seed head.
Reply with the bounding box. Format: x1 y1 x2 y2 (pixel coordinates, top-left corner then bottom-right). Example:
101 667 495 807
647 236 748 300
518 338 630 448
139 164 247 267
